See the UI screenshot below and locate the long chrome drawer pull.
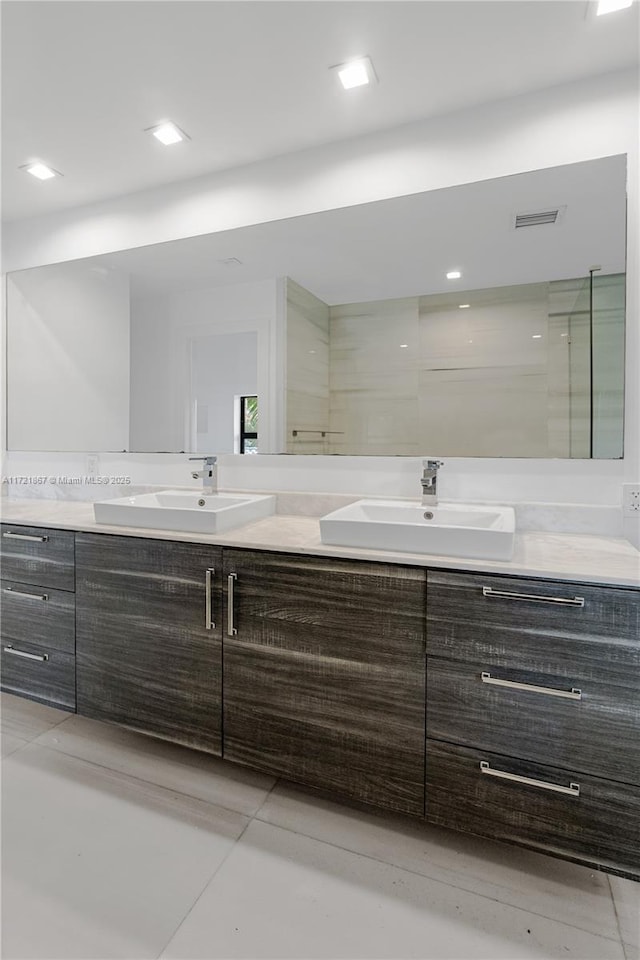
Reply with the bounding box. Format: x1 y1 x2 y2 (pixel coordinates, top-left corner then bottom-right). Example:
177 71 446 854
481 672 582 700
2 531 49 543
227 573 237 636
482 586 585 607
205 568 215 630
480 761 580 797
3 645 49 663
3 586 49 602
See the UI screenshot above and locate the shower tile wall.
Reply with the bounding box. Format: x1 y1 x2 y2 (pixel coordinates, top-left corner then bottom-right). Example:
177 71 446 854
328 286 550 457
330 298 421 456
284 277 624 459
286 279 330 454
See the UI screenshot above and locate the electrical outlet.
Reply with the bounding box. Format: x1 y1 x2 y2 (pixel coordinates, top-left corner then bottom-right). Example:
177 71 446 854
622 484 640 518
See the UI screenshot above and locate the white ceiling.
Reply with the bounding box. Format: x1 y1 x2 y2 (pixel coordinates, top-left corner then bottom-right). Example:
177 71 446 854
2 1 638 223
35 155 625 304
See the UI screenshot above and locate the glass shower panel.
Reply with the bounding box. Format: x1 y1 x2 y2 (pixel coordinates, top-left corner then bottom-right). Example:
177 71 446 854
591 273 625 459
547 276 591 458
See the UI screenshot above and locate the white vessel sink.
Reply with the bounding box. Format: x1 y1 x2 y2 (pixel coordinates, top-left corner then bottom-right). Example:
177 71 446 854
320 499 515 561
94 490 276 534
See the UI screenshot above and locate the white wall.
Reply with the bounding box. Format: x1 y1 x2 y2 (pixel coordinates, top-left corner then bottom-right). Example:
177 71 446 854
191 331 257 454
2 69 639 542
129 278 280 452
6 263 130 451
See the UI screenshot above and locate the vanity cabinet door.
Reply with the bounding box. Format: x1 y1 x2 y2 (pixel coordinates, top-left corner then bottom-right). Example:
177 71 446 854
76 534 223 754
222 549 426 816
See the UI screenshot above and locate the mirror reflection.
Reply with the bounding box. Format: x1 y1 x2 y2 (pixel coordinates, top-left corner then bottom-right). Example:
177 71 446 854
6 155 626 458
286 272 625 458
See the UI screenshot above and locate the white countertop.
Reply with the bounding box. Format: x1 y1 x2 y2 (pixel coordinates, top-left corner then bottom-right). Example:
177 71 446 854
1 497 639 588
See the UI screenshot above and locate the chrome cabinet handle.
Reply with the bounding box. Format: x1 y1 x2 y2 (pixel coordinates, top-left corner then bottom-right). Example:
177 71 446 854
2 531 49 543
3 645 48 663
482 586 585 607
227 573 237 636
3 586 49 602
480 761 579 797
205 568 215 630
481 672 582 700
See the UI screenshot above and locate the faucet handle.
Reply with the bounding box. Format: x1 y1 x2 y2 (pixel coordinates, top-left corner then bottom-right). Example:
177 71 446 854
423 459 444 469
189 455 217 464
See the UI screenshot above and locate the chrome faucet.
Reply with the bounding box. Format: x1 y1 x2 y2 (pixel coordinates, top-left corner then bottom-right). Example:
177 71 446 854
421 459 444 506
189 456 218 495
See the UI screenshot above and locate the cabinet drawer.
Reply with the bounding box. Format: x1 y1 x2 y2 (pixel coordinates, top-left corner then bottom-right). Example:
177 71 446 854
427 657 640 785
427 570 639 646
1 640 75 710
1 580 75 654
0 525 75 592
425 739 640 878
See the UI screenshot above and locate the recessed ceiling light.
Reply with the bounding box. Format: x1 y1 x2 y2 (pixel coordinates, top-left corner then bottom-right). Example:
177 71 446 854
459 304 470 309
331 56 377 90
20 161 59 180
147 121 189 146
597 0 633 14
446 270 462 280
400 343 408 348
532 334 543 339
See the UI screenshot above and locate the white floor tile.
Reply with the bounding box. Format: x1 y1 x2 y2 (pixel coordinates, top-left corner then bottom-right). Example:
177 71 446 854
610 875 640 950
36 713 276 816
258 781 619 940
1 730 29 758
1 743 248 959
161 819 624 960
0 692 69 741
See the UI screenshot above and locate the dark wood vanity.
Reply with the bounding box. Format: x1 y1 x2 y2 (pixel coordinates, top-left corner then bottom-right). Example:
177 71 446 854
2 522 639 880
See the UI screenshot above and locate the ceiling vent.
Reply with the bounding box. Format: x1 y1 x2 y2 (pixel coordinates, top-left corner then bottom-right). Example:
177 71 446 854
514 209 561 228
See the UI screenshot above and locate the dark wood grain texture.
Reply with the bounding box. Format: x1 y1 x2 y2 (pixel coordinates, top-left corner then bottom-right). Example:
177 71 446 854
1 579 75 654
426 570 640 647
222 549 426 816
1 640 75 710
0 524 75 591
425 739 640 879
427 654 640 786
76 533 223 754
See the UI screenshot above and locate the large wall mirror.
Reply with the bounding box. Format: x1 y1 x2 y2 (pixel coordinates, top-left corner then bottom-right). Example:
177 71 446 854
6 155 626 458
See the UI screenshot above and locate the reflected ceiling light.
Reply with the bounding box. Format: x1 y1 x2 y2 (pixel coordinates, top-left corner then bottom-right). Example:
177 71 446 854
446 270 462 280
532 334 543 339
147 121 189 145
459 303 470 309
332 56 377 90
20 161 59 180
597 0 633 14
400 343 408 348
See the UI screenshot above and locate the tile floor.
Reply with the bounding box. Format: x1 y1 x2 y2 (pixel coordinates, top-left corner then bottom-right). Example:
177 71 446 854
1 693 638 960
